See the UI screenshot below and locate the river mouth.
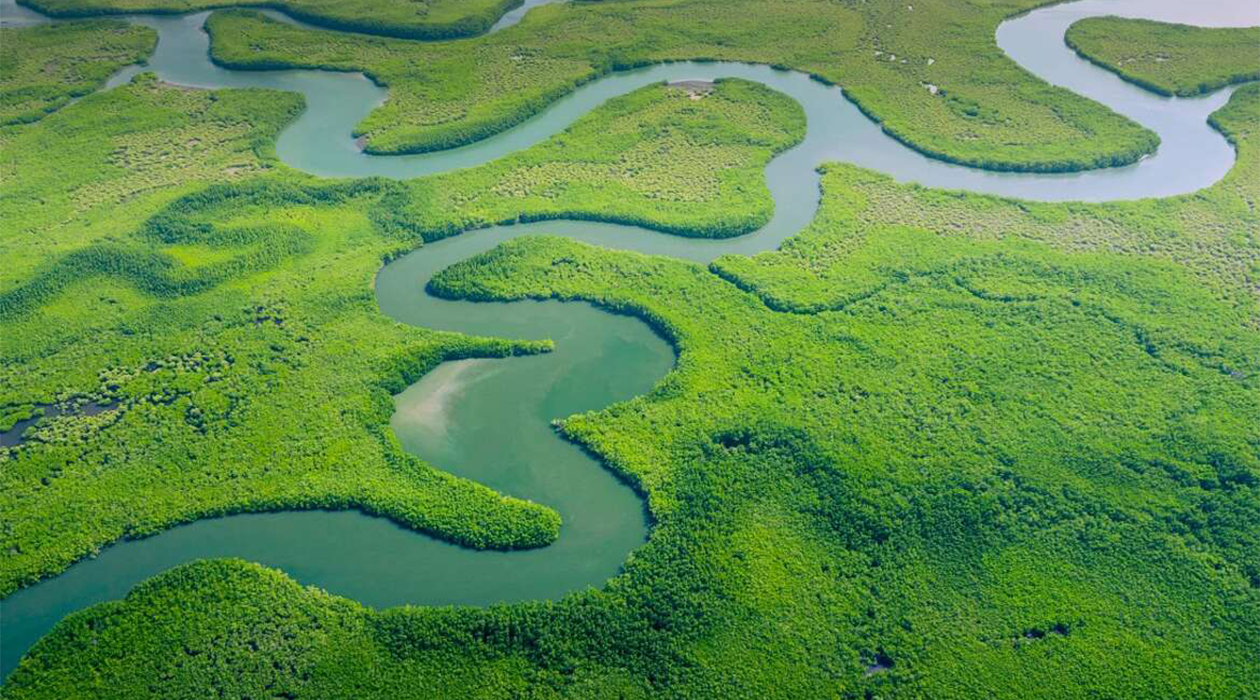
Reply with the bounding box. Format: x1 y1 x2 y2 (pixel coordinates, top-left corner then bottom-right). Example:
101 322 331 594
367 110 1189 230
1 0 1257 681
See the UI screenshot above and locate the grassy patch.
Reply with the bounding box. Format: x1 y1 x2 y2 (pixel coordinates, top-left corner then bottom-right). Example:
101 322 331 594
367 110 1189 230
1066 17 1260 97
0 19 155 125
711 84 1260 320
403 78 806 239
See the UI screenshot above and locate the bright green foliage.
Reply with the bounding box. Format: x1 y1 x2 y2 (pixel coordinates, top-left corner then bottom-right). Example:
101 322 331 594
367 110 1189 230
0 76 798 595
711 84 1260 318
5 80 1259 700
0 74 581 595
404 78 806 239
0 405 44 433
20 0 525 39
427 228 1260 699
0 20 155 125
1 72 303 298
204 0 1158 171
4 9 1260 699
1066 18 1260 97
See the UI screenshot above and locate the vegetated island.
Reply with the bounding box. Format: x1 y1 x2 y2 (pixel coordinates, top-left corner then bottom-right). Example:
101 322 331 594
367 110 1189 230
1066 17 1260 97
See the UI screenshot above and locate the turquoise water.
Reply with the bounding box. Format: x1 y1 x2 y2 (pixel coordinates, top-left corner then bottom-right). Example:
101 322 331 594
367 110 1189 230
1 0 1255 679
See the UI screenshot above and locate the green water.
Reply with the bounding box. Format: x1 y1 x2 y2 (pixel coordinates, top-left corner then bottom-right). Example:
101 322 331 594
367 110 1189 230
1 0 1256 679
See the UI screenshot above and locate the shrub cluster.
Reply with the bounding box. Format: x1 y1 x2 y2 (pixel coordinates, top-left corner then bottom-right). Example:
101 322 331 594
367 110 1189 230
1066 18 1260 97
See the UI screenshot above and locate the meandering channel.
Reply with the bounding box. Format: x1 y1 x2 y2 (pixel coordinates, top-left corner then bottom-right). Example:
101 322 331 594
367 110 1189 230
1 0 1256 679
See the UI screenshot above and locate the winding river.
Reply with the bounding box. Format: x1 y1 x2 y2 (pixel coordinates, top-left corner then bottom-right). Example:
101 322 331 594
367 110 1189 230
1 0 1256 679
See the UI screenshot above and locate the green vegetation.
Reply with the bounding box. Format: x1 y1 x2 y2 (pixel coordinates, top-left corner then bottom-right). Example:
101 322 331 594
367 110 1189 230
5 7 1260 699
7 87 1258 696
405 78 806 239
0 73 573 595
0 75 799 595
0 20 155 125
204 0 1159 171
1066 17 1260 97
19 0 526 39
1 72 301 292
711 85 1260 318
